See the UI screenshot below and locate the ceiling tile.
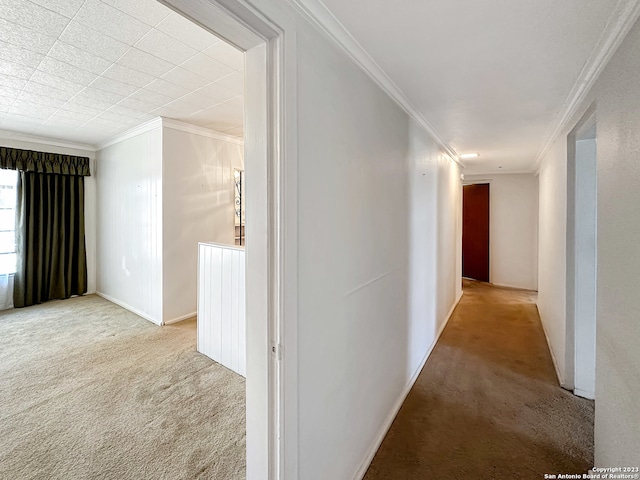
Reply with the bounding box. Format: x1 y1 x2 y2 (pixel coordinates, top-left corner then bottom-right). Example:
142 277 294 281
59 21 130 62
0 1 244 147
29 70 87 95
70 89 118 111
0 73 27 91
1 114 42 133
106 104 149 119
49 41 112 75
23 80 77 102
0 40 45 68
180 53 233 82
0 96 15 112
42 115 86 128
161 66 209 91
117 48 174 77
155 12 220 50
134 29 198 66
0 0 69 37
101 63 154 89
28 0 85 18
10 99 59 118
149 104 183 117
89 76 139 97
52 107 95 123
200 97 243 124
60 101 104 117
35 124 80 138
128 89 173 108
18 90 66 108
178 90 239 110
0 18 57 55
203 42 244 71
194 82 238 105
162 99 203 117
212 72 243 96
37 57 98 85
0 85 22 100
97 109 137 124
116 97 157 114
0 60 36 80
145 78 191 99
74 0 151 46
100 0 171 27
79 85 128 104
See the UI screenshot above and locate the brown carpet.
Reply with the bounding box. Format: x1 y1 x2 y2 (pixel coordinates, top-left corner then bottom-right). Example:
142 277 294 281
364 280 594 480
0 295 245 480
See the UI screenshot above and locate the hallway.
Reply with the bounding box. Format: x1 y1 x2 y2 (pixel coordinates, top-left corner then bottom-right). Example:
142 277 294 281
364 280 594 479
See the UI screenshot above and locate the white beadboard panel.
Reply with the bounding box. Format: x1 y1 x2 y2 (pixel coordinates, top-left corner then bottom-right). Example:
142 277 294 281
197 243 246 377
96 124 163 324
161 123 244 323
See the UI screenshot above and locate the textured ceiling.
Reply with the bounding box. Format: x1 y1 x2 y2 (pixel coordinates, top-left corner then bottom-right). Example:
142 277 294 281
317 0 627 174
0 0 244 146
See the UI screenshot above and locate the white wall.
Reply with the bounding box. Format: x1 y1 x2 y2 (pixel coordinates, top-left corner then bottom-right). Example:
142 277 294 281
162 124 244 323
537 16 640 466
96 124 163 324
296 22 462 479
465 173 538 290
0 133 97 295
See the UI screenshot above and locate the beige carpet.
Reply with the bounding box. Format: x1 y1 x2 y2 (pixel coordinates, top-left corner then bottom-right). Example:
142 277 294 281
364 280 594 480
0 295 245 480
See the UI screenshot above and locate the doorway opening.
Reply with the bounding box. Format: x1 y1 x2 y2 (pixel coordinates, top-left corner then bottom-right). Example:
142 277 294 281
462 183 490 282
566 107 597 399
159 1 285 477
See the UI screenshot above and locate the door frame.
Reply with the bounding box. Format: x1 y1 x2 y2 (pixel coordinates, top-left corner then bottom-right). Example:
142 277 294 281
462 179 492 283
565 105 597 397
159 1 292 478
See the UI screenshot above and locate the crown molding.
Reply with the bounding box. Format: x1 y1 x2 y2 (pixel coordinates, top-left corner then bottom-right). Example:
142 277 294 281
534 0 640 172
288 0 463 167
97 117 163 150
161 117 244 145
0 129 96 152
97 117 244 150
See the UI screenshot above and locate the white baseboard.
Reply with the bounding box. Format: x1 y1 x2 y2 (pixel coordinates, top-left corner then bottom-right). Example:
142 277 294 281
95 291 162 326
536 302 566 388
164 311 197 325
352 291 463 480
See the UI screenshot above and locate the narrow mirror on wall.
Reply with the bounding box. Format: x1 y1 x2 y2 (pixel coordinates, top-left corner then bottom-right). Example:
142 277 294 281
234 169 245 246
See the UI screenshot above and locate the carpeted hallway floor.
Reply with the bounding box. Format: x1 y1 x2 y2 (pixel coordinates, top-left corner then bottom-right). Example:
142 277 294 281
364 280 594 480
0 295 245 480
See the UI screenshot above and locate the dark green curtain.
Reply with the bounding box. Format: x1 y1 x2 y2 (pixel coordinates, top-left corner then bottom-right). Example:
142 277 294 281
1 146 90 308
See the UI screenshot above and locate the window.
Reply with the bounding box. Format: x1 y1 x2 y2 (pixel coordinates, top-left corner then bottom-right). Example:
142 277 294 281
0 169 17 275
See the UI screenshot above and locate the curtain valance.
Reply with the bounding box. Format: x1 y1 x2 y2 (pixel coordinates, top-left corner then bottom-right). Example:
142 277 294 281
0 146 91 176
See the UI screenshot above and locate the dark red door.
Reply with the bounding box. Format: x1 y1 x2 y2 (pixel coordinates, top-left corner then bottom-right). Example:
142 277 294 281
462 184 490 282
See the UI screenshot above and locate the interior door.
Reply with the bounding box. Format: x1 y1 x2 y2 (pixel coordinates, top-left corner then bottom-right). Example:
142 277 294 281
462 183 490 282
